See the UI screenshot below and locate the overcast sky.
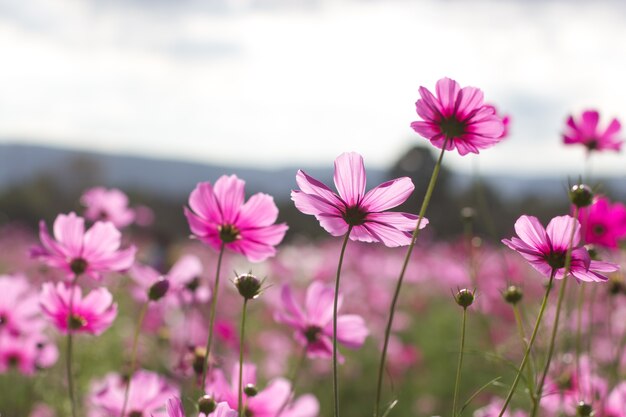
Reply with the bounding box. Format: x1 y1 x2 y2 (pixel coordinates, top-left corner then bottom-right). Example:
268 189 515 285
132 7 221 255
1 0 625 177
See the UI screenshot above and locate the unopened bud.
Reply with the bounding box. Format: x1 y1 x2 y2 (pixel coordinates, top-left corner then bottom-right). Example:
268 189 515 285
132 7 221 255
192 346 207 375
234 273 263 300
569 184 593 208
576 401 594 417
244 383 258 397
460 207 475 222
503 285 523 304
198 395 217 414
148 278 170 301
455 289 475 309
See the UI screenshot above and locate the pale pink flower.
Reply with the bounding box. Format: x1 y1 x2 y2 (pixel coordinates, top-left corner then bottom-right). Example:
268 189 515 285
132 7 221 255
473 398 526 417
291 152 426 247
0 274 46 337
33 212 136 280
207 363 319 417
563 109 623 152
502 215 619 282
39 282 117 335
0 333 58 375
185 175 288 262
577 196 626 249
29 403 56 417
274 281 368 359
605 382 626 417
81 187 136 228
411 77 505 155
88 370 178 417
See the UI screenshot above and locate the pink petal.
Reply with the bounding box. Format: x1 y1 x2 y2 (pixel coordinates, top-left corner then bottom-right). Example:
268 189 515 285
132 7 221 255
282 394 319 417
333 152 366 206
237 193 279 229
435 77 460 115
455 86 484 120
581 110 600 136
295 170 343 207
410 121 441 139
361 178 415 212
213 175 245 224
82 221 122 260
317 214 350 237
305 281 337 327
290 191 342 218
53 213 85 257
359 222 412 247
335 314 368 348
513 215 549 253
546 215 580 252
189 182 222 224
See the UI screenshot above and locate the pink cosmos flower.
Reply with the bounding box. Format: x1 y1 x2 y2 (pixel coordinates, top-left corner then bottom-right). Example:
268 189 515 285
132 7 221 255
502 215 619 282
206 363 319 417
274 281 368 359
563 110 623 152
29 404 56 417
0 274 46 337
33 212 136 281
88 370 178 417
81 187 136 228
185 175 288 262
291 152 426 247
473 398 526 417
410 77 505 155
163 397 236 417
0 333 58 375
577 196 626 249
39 282 117 335
605 382 626 417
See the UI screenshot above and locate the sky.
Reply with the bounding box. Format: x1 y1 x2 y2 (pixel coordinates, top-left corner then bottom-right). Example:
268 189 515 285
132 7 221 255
1 0 625 177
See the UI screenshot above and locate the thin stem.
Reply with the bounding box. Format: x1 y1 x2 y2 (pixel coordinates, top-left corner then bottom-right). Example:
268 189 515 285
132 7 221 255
275 347 308 417
373 140 448 417
119 300 150 417
512 305 537 405
531 212 579 417
200 243 226 390
452 307 468 417
497 272 555 417
66 274 80 417
332 226 353 417
575 283 586 397
238 298 249 417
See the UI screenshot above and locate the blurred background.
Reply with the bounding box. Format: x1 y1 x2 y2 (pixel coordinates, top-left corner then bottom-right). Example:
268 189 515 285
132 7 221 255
1 0 625 239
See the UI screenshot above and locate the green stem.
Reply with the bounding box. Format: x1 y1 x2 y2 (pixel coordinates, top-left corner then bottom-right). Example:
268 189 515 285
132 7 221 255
238 298 249 417
373 140 448 417
119 301 149 417
497 272 555 417
200 243 226 390
531 212 579 417
66 274 80 417
512 305 537 405
332 226 353 417
452 307 468 417
575 283 586 397
276 347 308 417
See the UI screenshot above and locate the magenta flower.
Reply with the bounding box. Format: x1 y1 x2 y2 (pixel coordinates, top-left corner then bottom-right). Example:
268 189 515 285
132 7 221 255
0 275 46 337
274 282 368 359
291 152 426 247
473 398 526 417
207 363 319 417
88 370 178 417
163 397 236 417
502 215 619 282
33 212 136 281
81 187 136 228
184 175 288 262
0 333 58 375
577 196 626 249
563 110 623 152
39 282 117 335
605 382 626 417
410 77 505 155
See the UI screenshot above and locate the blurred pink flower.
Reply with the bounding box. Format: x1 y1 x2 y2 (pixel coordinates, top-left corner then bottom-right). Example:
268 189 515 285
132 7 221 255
88 369 178 417
29 403 56 417
563 109 623 152
164 397 236 417
0 333 58 375
410 77 505 155
605 382 626 417
40 282 117 335
473 398 526 417
291 152 426 247
185 175 288 262
274 281 368 360
81 187 136 228
0 274 46 337
502 215 619 282
33 212 136 281
577 196 626 249
207 363 319 417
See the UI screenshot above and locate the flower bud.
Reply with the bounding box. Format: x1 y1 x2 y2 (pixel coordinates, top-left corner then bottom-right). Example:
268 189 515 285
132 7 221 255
503 285 523 304
244 383 258 397
460 207 475 222
569 184 593 208
198 395 217 414
192 346 207 376
576 402 594 417
234 273 263 300
454 289 475 309
148 278 170 301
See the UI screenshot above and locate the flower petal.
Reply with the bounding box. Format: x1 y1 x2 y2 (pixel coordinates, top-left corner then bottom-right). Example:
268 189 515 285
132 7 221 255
361 177 415 212
333 152 366 206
